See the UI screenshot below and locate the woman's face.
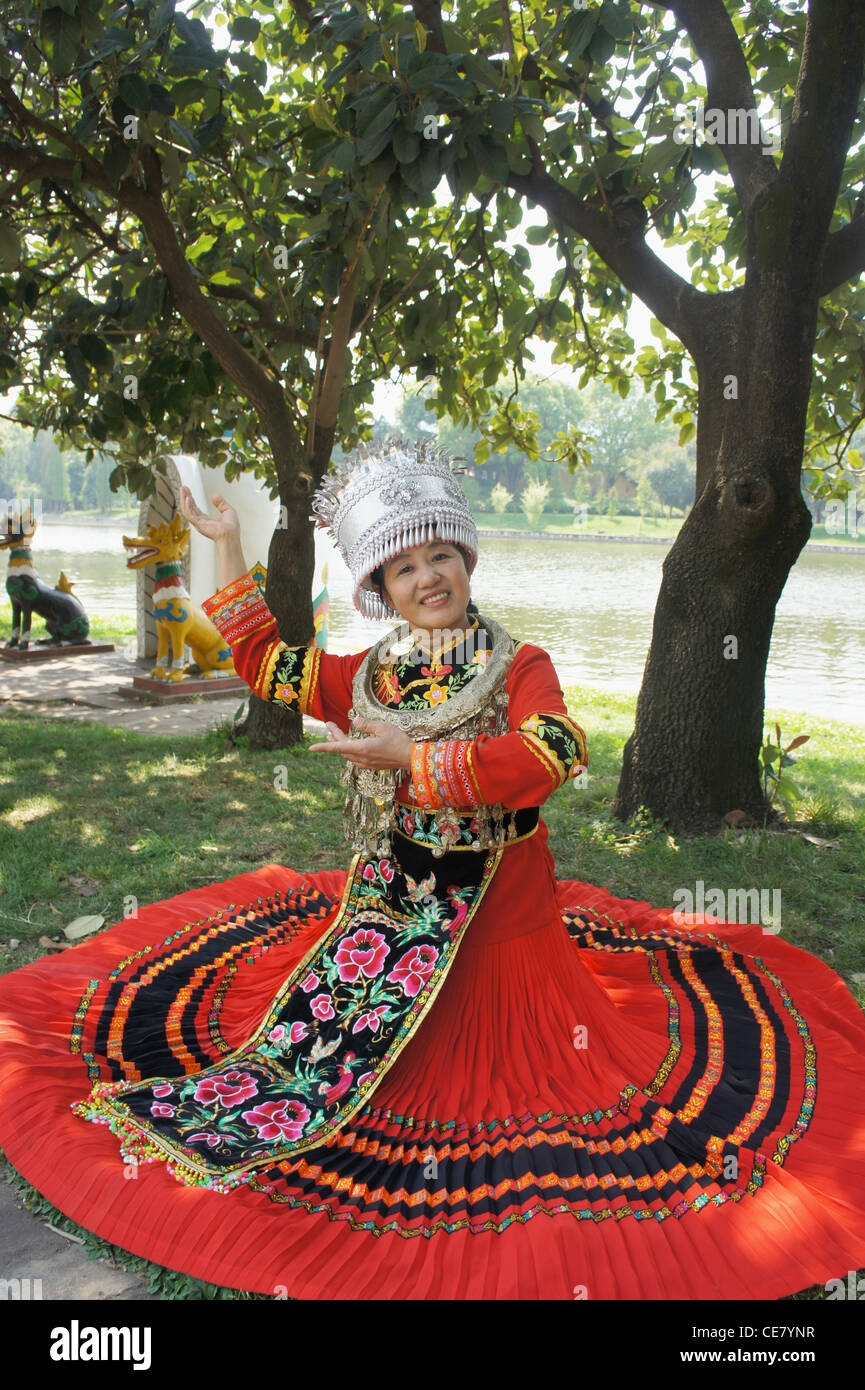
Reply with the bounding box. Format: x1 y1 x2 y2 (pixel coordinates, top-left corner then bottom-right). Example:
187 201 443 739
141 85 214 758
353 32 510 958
381 541 471 636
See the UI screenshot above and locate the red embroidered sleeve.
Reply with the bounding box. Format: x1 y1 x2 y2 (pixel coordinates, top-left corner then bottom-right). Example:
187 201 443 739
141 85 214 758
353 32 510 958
406 645 587 811
201 569 365 728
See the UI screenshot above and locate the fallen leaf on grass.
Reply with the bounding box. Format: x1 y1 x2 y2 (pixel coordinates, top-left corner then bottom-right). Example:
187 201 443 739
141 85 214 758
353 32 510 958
59 873 101 897
63 914 105 941
38 935 71 952
852 973 865 986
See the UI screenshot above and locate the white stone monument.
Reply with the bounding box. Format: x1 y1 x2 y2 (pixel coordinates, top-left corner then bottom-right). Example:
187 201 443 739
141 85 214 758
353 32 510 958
133 454 280 661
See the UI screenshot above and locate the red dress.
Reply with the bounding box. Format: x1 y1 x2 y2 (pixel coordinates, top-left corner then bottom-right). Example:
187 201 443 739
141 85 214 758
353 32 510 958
1 570 864 1301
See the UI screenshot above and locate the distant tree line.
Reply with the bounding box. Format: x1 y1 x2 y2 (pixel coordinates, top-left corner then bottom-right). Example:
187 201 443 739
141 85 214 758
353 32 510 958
0 417 136 513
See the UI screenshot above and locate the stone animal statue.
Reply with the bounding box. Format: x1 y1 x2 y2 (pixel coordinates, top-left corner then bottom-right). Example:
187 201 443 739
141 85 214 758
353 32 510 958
123 510 235 681
1 505 90 648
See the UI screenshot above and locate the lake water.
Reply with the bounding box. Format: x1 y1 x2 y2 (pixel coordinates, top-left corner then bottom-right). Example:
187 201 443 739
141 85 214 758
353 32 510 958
11 520 865 726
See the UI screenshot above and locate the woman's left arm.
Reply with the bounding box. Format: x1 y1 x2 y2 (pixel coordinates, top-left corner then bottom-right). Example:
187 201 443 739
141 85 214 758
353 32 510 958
408 644 587 812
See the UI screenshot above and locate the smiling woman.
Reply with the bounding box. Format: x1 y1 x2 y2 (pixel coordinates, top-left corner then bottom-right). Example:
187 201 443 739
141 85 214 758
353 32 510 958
1 437 865 1302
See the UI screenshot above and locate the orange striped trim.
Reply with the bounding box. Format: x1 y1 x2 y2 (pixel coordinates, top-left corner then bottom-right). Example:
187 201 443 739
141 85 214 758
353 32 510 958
254 637 284 700
298 644 322 715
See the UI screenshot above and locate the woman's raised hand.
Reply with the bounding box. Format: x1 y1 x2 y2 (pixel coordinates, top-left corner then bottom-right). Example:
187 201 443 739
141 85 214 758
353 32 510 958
178 485 240 546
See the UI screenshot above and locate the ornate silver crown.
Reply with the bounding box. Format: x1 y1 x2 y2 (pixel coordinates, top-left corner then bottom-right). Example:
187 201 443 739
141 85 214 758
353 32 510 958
310 436 478 619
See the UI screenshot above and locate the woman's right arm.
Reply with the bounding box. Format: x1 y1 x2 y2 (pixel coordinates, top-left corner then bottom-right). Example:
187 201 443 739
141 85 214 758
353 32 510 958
201 565 364 729
180 486 363 728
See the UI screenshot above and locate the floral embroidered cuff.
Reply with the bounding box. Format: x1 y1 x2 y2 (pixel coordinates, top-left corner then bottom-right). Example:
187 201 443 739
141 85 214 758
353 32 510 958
201 569 275 647
517 712 588 788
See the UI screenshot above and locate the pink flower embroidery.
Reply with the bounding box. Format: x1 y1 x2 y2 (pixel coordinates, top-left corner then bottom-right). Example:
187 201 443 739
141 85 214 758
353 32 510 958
357 1071 373 1088
268 1025 287 1042
351 1005 390 1035
152 1082 174 1098
362 863 377 881
188 1132 220 1148
300 971 320 993
150 1102 175 1118
402 813 415 835
386 944 439 998
193 1070 259 1108
310 992 335 1020
289 1021 309 1043
333 927 389 983
378 859 394 883
242 1099 311 1142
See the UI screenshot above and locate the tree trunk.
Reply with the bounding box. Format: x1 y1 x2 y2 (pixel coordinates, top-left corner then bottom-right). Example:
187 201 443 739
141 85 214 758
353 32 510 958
613 466 811 831
236 428 334 750
614 279 817 830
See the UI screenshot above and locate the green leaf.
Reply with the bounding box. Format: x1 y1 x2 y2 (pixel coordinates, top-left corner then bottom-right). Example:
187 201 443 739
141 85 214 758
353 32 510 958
400 146 440 196
208 269 244 286
78 333 113 371
487 100 514 134
357 98 398 142
525 225 551 245
599 2 633 41
393 128 420 164
229 16 261 43
196 112 227 148
63 345 90 391
567 14 596 61
169 42 223 75
117 73 152 113
678 420 695 446
170 78 207 109
103 138 132 186
148 83 175 116
775 775 801 802
186 232 217 260
169 118 201 155
41 6 81 78
0 222 21 269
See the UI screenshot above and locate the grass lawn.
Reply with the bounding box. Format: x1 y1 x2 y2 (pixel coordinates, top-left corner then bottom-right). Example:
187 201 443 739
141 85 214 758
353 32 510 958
0 689 863 1299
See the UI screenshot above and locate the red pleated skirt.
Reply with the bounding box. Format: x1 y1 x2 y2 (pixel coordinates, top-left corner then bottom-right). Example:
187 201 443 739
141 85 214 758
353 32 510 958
1 856 864 1301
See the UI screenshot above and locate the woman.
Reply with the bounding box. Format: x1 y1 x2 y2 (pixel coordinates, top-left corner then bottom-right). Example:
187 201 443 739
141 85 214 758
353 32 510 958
1 437 864 1301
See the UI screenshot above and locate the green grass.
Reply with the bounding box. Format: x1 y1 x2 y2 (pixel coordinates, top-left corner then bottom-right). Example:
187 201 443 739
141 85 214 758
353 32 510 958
474 512 865 546
474 511 681 537
0 690 863 1299
0 600 137 648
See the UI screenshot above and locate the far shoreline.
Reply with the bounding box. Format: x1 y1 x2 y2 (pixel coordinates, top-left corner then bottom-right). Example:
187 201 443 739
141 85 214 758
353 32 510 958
476 527 862 555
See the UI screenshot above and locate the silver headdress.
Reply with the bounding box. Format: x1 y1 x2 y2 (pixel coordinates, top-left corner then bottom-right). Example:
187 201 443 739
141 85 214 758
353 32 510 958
310 436 478 619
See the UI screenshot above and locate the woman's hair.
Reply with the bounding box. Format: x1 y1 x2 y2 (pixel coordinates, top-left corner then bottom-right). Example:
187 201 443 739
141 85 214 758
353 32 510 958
372 541 476 612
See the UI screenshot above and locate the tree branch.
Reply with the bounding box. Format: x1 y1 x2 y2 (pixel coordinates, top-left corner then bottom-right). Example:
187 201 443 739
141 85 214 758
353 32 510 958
203 282 318 348
644 0 778 217
819 214 865 294
506 165 707 356
781 0 865 252
122 154 299 451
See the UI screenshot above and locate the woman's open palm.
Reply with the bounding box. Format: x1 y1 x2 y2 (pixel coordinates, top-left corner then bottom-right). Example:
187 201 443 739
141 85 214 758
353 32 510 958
178 485 240 545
